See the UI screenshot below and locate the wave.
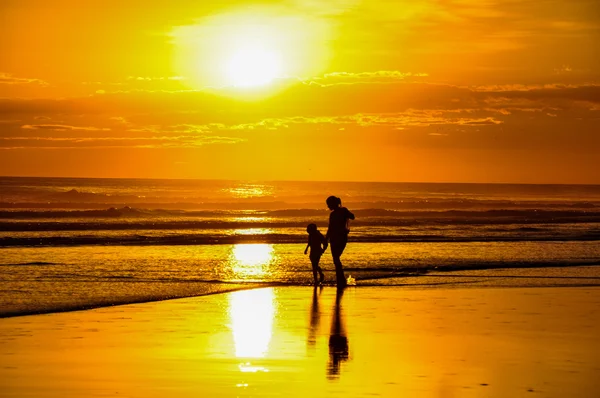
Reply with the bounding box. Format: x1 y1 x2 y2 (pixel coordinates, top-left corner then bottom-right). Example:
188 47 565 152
1 261 63 266
0 206 162 218
344 260 600 274
0 198 598 211
1 206 600 222
2 230 600 247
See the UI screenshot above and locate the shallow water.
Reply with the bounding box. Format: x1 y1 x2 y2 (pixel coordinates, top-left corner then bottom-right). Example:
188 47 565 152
2 241 600 317
2 177 600 316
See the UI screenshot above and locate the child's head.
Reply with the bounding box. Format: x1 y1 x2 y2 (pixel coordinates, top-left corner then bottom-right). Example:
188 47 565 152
306 223 318 233
326 195 342 210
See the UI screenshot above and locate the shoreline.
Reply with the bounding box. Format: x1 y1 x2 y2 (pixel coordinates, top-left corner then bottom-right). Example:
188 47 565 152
3 267 600 318
0 282 277 319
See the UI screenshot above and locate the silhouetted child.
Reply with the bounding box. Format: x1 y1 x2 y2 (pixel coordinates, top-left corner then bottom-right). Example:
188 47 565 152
304 223 326 285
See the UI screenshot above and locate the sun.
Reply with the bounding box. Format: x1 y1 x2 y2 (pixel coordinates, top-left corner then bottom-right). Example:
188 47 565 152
172 8 332 92
225 46 282 87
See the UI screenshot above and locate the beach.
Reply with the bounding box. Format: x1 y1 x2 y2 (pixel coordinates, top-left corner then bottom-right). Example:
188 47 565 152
2 285 599 397
4 0 600 395
1 178 599 396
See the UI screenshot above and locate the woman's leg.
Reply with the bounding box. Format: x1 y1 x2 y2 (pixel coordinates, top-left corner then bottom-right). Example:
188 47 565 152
330 239 347 288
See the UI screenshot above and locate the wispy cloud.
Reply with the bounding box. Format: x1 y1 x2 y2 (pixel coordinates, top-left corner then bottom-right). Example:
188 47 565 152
21 124 110 132
0 135 245 149
0 73 48 86
127 76 186 81
4 81 599 120
305 71 429 86
143 110 504 134
0 79 597 155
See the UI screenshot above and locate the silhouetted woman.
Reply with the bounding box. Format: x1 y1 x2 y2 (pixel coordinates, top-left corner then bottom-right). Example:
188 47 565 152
328 287 349 378
325 196 355 288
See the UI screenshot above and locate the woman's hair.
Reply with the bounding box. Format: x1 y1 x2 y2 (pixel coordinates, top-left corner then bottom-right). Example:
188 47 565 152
326 195 342 209
306 223 317 233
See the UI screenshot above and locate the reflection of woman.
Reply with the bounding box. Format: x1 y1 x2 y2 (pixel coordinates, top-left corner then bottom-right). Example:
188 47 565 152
328 287 349 378
324 196 355 289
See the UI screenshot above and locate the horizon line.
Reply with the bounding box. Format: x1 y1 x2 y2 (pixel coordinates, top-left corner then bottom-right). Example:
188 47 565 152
1 175 599 187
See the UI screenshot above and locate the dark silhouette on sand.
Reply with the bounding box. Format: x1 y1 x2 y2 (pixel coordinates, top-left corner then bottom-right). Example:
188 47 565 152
307 285 322 348
304 223 326 285
328 288 349 378
324 196 355 288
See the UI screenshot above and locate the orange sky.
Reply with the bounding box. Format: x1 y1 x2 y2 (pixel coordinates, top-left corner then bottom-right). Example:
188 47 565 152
1 0 599 183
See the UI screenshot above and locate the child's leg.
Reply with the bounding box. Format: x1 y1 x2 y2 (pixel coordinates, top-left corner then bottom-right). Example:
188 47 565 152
310 257 320 284
315 255 325 283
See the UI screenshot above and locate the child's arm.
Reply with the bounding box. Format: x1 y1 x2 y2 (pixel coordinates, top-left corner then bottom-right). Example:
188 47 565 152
304 237 310 255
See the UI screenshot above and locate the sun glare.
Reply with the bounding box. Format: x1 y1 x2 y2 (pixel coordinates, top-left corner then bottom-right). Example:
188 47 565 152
226 46 282 87
229 243 275 278
232 243 273 267
172 8 331 92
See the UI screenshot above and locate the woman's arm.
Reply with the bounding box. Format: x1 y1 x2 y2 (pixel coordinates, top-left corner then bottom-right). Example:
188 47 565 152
346 208 355 220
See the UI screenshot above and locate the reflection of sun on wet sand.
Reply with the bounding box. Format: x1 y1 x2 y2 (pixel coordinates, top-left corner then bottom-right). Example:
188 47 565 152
1 286 600 397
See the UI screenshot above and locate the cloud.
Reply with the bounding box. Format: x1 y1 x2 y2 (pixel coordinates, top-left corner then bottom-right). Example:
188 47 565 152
0 79 598 153
305 71 429 86
0 73 48 86
0 135 245 149
3 81 599 123
127 76 186 81
130 109 504 135
21 124 111 132
80 71 429 93
554 65 573 74
478 84 600 103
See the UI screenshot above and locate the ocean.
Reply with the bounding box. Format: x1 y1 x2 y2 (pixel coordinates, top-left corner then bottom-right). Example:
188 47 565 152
1 176 600 317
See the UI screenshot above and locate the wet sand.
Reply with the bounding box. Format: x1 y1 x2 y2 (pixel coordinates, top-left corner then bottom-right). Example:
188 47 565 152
1 286 600 397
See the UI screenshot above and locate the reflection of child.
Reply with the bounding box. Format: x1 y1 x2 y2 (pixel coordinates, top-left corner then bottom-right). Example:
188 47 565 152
304 223 326 285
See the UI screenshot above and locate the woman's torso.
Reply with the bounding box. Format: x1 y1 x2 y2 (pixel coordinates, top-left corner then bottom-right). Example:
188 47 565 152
328 207 351 239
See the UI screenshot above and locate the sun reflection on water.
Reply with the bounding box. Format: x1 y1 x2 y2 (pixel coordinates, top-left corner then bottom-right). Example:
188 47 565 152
227 184 274 198
233 228 273 235
230 216 270 223
228 289 276 358
229 243 275 278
